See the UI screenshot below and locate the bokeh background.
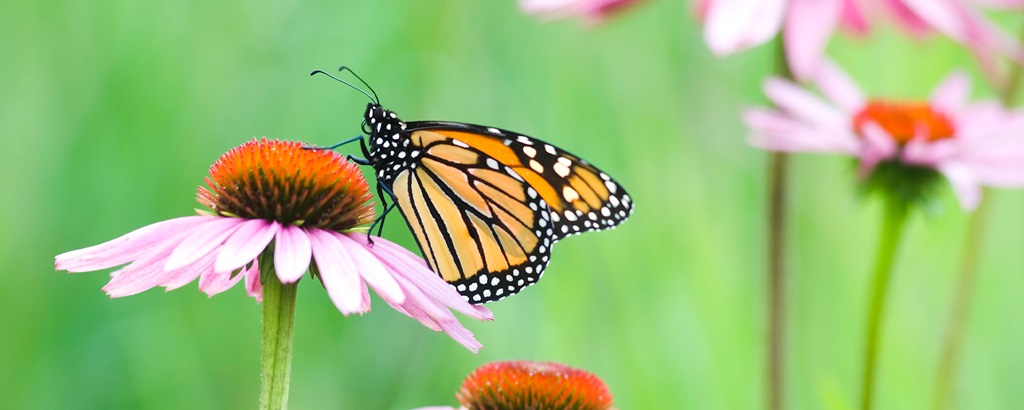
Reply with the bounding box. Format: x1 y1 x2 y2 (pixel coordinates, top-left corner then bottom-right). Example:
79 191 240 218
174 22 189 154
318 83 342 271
5 1 1024 408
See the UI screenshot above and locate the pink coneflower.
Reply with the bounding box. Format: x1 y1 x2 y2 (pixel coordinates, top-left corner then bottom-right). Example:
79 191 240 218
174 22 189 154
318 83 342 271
520 0 644 23
55 138 492 352
417 360 614 410
745 61 1024 209
697 0 1024 80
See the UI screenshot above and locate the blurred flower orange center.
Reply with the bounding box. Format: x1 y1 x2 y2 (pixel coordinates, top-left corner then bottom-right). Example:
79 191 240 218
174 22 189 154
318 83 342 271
852 101 955 143
457 360 613 410
196 138 375 231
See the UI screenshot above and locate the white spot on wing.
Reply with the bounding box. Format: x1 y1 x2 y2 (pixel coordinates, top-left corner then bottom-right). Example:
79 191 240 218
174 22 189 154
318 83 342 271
522 146 537 158
529 159 543 173
553 162 570 177
562 186 580 202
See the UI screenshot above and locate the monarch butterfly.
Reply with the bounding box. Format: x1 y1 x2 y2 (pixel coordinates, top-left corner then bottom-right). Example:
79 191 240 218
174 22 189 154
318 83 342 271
314 68 633 304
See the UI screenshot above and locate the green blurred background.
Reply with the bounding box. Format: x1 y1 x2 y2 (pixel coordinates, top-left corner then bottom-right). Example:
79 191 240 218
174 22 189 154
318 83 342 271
5 0 1024 408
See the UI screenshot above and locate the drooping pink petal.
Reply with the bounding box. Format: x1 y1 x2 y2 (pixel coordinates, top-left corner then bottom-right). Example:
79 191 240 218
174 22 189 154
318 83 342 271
815 60 866 112
103 234 190 297
764 77 847 128
160 252 217 291
273 225 313 284
929 71 972 113
198 266 246 297
337 233 405 304
164 217 247 270
939 162 982 210
56 216 209 272
367 239 494 321
858 122 899 175
784 0 843 80
214 219 279 273
245 261 263 302
437 319 485 353
703 0 787 56
308 229 365 315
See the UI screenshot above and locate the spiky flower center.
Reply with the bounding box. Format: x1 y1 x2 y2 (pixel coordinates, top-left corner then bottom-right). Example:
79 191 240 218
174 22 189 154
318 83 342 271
197 138 375 231
853 101 955 143
456 361 613 410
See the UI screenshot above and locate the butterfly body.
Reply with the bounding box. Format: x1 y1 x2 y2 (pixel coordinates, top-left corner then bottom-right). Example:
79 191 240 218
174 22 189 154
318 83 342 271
361 102 632 304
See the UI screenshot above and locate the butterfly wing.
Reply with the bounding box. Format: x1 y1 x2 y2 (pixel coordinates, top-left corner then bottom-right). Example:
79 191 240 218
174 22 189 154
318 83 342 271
406 121 633 241
387 128 556 303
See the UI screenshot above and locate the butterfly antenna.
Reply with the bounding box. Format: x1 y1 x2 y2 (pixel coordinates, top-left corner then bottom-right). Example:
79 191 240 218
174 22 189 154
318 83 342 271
337 66 379 105
310 69 378 104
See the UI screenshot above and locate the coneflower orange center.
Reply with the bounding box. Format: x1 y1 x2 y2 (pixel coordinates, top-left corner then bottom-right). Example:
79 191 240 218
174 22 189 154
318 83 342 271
456 361 613 410
852 101 955 143
197 138 375 231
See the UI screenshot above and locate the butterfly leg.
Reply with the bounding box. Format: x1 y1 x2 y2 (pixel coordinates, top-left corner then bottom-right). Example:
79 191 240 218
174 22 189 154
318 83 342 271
365 183 399 246
302 135 365 151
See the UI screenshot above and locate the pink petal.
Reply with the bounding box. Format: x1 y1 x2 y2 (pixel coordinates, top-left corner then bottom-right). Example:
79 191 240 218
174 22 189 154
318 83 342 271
165 217 246 270
103 237 187 297
929 71 971 112
703 0 786 56
783 0 843 80
274 226 312 284
901 0 962 39
367 237 493 321
437 319 484 354
858 122 898 175
159 252 216 291
743 108 859 154
815 60 865 112
214 219 280 273
902 137 957 167
245 262 263 302
764 77 847 128
308 229 365 315
198 267 246 297
939 162 982 210
56 216 209 272
337 233 405 304
839 0 869 35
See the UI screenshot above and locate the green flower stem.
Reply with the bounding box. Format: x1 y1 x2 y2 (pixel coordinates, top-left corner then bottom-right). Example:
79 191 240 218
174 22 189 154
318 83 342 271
933 22 1024 410
260 260 297 410
932 193 991 410
860 198 909 410
766 38 793 410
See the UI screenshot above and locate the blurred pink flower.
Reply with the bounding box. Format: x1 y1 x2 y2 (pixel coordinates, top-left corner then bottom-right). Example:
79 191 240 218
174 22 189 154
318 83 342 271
520 0 643 23
697 0 1024 80
745 62 1024 209
55 138 492 352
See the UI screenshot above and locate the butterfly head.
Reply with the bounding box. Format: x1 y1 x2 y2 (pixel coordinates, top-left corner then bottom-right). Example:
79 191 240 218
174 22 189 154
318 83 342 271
363 103 408 166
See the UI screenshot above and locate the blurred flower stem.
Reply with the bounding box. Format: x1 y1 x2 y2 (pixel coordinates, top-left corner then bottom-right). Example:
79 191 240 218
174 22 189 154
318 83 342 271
933 22 1024 410
767 38 793 410
260 252 297 410
860 196 909 410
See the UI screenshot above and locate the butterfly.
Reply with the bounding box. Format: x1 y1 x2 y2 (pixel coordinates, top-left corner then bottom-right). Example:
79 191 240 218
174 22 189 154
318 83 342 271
315 68 633 304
